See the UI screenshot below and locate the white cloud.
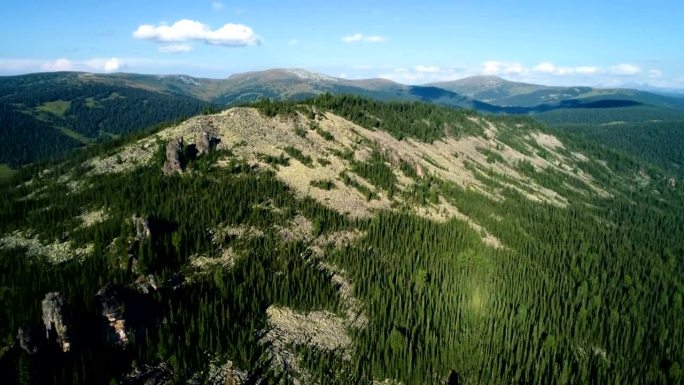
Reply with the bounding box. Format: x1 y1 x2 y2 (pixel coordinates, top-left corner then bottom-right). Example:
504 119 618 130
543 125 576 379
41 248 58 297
212 1 223 11
376 66 468 84
288 39 299 46
342 33 387 43
415 65 440 73
83 58 126 72
610 63 640 75
533 62 555 73
532 62 600 75
103 58 125 72
42 58 73 71
573 66 601 75
159 43 194 53
133 19 261 47
482 61 524 76
36 57 126 72
342 33 363 43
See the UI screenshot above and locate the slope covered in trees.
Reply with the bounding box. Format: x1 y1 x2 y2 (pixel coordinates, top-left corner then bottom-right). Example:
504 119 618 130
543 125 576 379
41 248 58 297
0 72 211 167
0 96 683 384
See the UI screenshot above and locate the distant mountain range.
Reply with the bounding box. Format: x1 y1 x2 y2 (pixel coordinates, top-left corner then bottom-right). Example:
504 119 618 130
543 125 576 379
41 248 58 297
2 68 684 170
429 75 684 109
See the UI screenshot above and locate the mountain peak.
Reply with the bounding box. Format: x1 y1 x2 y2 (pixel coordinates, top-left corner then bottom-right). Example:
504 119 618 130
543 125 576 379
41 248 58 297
228 68 339 83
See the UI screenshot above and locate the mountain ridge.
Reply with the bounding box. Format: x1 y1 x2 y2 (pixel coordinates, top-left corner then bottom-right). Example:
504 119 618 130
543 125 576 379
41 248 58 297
2 68 684 173
1 95 682 384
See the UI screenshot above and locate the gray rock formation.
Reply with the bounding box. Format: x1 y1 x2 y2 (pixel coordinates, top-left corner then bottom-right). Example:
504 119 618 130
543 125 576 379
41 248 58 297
162 137 185 175
196 131 212 155
206 359 248 385
133 274 158 294
132 215 152 240
16 325 40 354
41 292 71 352
96 285 130 347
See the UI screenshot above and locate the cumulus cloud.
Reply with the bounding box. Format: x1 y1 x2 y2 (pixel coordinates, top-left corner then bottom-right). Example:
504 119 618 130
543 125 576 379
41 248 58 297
40 57 124 72
482 61 524 76
377 66 467 83
42 58 73 71
159 43 193 53
341 33 387 43
84 58 126 72
133 19 261 47
649 69 663 78
102 58 125 72
211 1 223 11
610 63 641 75
532 62 600 75
415 65 440 73
478 61 645 82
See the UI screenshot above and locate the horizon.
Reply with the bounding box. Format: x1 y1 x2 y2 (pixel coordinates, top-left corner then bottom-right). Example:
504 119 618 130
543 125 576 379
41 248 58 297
5 67 684 95
1 0 683 90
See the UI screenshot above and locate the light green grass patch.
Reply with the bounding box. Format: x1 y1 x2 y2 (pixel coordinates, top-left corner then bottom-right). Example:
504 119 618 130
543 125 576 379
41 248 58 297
36 100 71 116
58 127 92 144
103 92 125 101
85 97 102 109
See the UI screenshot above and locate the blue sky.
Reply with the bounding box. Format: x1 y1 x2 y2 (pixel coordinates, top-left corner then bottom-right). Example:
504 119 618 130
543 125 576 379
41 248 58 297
1 0 683 88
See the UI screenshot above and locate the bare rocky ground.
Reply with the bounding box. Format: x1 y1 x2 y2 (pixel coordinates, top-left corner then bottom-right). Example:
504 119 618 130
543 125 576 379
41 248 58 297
260 306 352 384
83 106 605 250
77 208 109 228
0 230 93 264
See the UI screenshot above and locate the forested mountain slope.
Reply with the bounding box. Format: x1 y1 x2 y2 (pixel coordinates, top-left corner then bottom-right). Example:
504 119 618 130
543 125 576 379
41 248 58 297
1 96 682 384
4 70 684 178
431 75 684 109
0 72 211 168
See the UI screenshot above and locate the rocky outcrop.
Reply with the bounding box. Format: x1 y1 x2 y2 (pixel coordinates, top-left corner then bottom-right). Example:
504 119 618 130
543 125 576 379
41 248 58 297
196 132 211 155
124 362 172 385
133 274 158 294
162 137 184 175
206 359 248 385
41 292 71 352
132 215 152 240
96 283 161 349
96 284 130 347
16 325 40 354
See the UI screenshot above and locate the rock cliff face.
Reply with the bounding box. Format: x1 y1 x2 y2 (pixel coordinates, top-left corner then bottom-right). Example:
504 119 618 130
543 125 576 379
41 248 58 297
196 131 213 155
95 283 161 349
132 215 152 240
162 137 185 175
41 292 71 352
96 285 130 347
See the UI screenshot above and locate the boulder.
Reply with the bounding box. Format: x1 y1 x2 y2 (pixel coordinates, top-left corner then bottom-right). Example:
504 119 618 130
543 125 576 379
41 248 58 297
162 137 185 175
41 292 71 352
